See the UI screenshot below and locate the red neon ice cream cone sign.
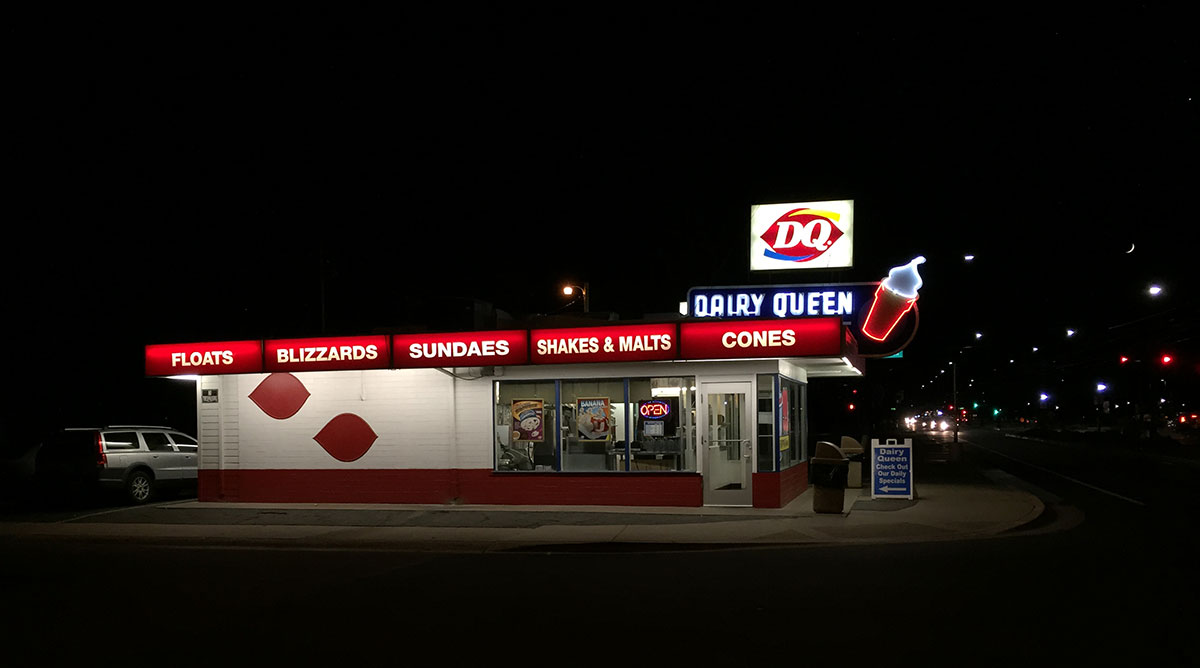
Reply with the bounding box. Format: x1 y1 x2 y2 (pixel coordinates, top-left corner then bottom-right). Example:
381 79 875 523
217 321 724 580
862 256 925 342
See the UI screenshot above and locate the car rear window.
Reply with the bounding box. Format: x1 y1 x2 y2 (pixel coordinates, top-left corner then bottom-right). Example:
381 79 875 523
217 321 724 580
102 431 141 451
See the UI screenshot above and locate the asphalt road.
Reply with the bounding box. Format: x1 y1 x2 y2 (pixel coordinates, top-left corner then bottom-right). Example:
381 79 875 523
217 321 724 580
2 428 1196 664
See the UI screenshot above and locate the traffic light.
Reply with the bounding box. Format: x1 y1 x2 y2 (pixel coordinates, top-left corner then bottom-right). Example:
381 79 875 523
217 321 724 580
1120 356 1130 364
1161 354 1173 365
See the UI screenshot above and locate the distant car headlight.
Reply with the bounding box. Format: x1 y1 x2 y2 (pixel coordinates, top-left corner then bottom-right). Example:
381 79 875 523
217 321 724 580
940 421 949 431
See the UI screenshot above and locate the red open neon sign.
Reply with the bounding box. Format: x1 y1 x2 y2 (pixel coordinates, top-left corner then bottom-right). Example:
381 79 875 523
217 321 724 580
639 400 671 419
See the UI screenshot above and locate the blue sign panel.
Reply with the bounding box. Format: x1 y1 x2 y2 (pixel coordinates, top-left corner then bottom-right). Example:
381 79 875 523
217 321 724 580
686 283 879 320
871 439 913 499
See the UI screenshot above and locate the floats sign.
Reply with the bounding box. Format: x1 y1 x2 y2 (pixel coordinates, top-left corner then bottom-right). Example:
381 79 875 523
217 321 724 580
750 200 854 271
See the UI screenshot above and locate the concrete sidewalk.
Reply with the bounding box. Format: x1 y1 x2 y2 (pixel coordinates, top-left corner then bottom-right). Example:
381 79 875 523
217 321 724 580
0 469 1050 552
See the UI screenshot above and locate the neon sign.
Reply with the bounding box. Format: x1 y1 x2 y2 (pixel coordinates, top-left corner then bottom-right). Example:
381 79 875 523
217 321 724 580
862 256 925 342
639 400 671 419
688 285 860 319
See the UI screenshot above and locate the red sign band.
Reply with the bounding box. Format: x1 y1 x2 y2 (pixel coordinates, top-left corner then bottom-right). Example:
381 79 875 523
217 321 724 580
265 335 391 372
678 317 843 360
392 330 529 368
147 320 851 375
145 340 264 376
530 323 677 365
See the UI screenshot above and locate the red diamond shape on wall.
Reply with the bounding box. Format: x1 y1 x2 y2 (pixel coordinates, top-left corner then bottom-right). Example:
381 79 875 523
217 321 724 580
249 373 310 420
314 413 378 462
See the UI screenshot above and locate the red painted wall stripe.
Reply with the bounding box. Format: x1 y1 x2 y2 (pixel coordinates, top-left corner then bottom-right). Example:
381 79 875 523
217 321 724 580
199 469 704 507
197 469 810 508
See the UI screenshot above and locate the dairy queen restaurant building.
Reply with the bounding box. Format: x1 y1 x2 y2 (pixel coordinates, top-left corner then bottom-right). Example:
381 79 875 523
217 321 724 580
143 201 923 509
147 287 919 510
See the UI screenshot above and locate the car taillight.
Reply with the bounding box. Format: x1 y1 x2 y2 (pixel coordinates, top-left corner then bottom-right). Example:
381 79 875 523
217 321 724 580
95 432 107 468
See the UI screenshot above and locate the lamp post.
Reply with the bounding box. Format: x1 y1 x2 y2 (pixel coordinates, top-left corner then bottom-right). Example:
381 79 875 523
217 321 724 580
562 283 589 313
952 343 974 447
1095 382 1108 431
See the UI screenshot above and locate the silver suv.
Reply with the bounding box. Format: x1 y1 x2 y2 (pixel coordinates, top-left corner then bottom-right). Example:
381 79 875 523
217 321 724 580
34 426 198 504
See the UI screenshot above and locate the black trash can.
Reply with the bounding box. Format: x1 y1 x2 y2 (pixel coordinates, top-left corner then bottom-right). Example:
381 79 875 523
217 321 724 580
811 441 848 514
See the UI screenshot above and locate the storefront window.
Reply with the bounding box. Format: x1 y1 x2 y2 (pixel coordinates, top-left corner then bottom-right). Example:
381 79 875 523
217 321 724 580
494 381 557 471
780 377 806 469
493 376 696 473
560 379 627 471
627 376 696 472
757 375 776 472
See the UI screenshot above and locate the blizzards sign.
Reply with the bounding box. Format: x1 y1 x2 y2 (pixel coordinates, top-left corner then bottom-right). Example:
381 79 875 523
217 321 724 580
265 336 390 372
750 200 854 271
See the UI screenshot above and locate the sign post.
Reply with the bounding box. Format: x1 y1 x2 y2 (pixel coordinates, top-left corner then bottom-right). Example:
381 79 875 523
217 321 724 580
871 438 914 500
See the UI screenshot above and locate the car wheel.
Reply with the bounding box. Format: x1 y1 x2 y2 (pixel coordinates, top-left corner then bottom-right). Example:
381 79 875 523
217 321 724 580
126 470 154 504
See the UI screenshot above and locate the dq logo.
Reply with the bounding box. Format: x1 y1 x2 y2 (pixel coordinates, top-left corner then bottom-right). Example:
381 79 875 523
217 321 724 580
760 207 845 263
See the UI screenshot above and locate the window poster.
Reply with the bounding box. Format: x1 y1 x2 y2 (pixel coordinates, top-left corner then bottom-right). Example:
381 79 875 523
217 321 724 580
511 399 544 442
576 397 612 442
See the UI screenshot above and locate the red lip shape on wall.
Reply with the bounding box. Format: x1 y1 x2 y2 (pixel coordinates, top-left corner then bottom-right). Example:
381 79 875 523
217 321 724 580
314 414 378 462
248 373 311 419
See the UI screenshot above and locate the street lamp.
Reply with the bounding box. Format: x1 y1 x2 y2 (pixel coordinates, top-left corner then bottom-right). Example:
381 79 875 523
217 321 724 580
952 343 974 444
1095 383 1108 430
562 283 589 313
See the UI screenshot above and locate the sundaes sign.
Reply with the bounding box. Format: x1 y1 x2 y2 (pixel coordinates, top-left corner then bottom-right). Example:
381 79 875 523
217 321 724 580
392 330 528 368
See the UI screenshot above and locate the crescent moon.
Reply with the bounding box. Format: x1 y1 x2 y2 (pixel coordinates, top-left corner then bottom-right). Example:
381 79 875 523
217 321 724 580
1126 243 1135 253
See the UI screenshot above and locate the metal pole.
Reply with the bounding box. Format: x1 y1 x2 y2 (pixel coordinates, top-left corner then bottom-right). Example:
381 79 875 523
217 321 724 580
953 359 959 443
583 282 590 313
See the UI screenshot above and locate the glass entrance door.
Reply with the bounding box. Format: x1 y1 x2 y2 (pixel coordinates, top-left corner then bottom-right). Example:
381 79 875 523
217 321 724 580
702 381 753 506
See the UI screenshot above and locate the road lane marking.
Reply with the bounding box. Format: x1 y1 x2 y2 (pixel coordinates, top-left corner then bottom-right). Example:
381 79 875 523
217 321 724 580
965 439 1147 507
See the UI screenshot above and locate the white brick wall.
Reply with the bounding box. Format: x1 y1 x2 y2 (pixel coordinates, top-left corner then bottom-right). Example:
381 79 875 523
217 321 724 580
200 369 494 470
198 360 789 472
198 375 240 471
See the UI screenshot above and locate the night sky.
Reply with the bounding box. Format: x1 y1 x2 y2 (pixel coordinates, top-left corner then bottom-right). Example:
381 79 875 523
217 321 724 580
5 11 1196 447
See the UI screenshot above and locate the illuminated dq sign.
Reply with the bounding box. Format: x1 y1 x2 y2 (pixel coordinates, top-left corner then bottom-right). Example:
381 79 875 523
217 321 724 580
639 400 671 419
750 200 855 271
